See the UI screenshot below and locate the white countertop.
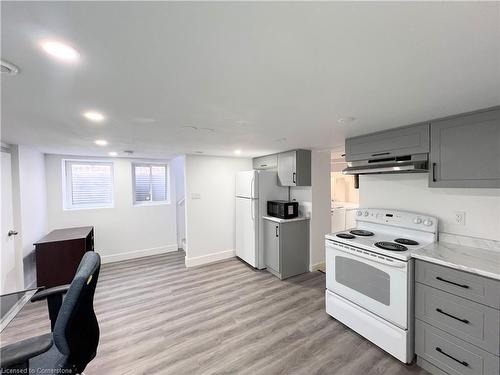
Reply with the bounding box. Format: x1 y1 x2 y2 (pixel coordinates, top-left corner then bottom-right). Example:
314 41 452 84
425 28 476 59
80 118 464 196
412 242 500 281
262 216 310 223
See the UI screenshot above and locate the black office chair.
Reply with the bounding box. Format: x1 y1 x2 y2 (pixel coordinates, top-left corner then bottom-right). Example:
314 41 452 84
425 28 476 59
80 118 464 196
0 252 101 374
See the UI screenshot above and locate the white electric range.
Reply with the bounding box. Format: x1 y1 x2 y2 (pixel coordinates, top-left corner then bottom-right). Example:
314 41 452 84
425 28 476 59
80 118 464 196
325 208 438 364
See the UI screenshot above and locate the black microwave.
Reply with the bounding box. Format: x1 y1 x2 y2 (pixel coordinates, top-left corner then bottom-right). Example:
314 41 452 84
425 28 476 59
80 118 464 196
267 200 299 219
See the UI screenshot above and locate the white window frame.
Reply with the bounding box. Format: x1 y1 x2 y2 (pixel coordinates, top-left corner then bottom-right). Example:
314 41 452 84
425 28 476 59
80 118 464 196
131 162 170 206
63 159 114 210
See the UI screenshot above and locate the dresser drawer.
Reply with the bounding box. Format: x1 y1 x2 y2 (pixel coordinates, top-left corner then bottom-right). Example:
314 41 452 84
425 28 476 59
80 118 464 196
415 260 500 309
416 320 499 375
416 283 500 355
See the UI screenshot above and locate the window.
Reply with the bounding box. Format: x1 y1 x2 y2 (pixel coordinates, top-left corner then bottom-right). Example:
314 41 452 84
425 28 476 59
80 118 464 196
64 160 113 209
132 163 169 204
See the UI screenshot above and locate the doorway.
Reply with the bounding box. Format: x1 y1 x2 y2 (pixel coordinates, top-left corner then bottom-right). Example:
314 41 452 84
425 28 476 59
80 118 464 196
330 151 359 233
1 150 23 294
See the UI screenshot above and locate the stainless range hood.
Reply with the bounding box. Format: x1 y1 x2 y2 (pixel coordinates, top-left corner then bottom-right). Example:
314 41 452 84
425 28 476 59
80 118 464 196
342 153 428 175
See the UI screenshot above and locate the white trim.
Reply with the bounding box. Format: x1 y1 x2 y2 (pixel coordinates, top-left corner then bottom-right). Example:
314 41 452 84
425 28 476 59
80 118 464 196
63 159 114 210
310 261 325 272
100 244 178 264
185 249 235 268
132 162 171 205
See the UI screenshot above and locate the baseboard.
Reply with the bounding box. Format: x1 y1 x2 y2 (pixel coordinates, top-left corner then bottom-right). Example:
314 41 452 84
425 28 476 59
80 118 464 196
310 261 325 272
185 249 235 268
100 244 178 264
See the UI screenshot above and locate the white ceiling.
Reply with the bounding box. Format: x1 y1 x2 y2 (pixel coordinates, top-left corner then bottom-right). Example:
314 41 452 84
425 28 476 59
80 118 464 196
2 2 499 159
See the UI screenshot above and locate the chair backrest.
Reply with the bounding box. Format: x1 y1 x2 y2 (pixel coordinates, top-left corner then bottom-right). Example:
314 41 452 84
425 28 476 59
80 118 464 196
53 251 101 373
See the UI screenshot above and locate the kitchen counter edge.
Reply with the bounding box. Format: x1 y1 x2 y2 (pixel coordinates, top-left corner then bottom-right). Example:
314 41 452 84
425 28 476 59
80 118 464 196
262 216 310 224
411 242 500 281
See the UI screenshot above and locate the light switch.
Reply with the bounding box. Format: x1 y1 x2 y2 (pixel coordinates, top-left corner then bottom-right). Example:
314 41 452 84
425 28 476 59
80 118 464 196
191 192 201 200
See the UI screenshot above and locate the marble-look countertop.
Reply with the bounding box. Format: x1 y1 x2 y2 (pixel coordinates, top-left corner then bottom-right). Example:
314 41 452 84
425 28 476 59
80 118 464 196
262 216 310 224
411 242 500 281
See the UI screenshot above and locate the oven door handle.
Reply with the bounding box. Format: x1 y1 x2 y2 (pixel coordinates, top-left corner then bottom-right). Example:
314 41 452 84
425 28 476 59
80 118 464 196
327 242 407 268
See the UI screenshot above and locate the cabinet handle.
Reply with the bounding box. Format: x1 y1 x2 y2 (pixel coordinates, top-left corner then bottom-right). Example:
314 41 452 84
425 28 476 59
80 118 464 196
292 172 296 184
435 347 468 367
436 308 469 324
432 162 437 182
275 226 279 237
436 276 469 289
371 152 390 157
260 164 267 167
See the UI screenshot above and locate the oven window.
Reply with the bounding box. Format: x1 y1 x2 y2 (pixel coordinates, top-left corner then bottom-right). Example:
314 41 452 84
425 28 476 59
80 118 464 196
335 256 390 305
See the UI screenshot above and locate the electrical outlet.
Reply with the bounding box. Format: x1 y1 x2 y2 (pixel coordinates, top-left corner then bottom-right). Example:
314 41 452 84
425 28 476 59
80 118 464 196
455 211 466 226
191 192 201 200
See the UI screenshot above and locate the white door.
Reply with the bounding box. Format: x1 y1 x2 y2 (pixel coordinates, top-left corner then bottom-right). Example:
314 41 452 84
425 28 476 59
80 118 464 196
235 171 258 198
1 151 21 294
235 197 258 267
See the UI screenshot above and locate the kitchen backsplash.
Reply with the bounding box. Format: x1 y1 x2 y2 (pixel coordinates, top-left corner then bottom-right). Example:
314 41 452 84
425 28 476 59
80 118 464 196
439 233 500 252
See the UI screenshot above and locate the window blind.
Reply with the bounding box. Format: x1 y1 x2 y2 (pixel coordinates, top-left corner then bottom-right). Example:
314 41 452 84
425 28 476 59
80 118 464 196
133 164 168 203
65 161 113 208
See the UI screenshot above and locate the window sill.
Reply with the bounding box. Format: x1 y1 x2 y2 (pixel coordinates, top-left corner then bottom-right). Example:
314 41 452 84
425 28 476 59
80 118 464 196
133 201 170 207
63 205 114 211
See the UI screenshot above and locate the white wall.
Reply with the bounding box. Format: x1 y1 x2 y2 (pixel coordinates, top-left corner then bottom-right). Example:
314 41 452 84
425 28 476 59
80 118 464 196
10 145 48 288
184 154 252 267
171 155 186 249
359 174 500 241
309 151 331 268
289 150 331 270
45 154 178 263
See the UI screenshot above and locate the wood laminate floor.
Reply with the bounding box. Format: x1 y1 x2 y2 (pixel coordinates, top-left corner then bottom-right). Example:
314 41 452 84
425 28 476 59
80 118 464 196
1 251 428 375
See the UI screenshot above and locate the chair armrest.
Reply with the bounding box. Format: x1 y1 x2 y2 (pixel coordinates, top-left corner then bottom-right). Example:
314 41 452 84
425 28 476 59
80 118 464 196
31 284 70 303
0 333 53 369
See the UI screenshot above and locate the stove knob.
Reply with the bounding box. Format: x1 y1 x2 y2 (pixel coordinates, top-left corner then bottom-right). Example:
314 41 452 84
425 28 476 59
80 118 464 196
413 218 422 224
363 211 369 217
423 219 433 226
356 210 362 217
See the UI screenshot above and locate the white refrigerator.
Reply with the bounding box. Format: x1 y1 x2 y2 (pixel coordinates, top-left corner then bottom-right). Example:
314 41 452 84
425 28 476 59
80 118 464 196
235 170 288 269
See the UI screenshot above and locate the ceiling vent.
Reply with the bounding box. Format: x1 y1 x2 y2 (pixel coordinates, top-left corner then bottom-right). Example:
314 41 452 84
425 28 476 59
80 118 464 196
1 60 19 75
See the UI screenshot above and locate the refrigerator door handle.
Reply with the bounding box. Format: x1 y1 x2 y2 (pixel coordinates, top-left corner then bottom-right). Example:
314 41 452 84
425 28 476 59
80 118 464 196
250 175 255 199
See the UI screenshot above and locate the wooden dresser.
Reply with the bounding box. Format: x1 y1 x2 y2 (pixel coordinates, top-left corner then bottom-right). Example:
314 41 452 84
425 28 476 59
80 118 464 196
34 226 94 288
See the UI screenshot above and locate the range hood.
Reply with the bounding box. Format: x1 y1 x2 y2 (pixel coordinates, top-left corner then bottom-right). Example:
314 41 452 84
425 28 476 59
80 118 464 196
342 153 428 175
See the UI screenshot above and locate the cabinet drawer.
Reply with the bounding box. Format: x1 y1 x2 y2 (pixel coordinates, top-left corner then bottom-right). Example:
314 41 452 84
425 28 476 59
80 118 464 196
416 320 499 375
416 283 500 354
415 260 500 309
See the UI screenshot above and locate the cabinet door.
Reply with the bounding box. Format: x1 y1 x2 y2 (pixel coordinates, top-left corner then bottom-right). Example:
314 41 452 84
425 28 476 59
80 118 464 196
429 108 500 188
253 154 278 170
264 220 280 273
280 220 309 279
295 150 311 186
345 123 429 162
278 151 296 186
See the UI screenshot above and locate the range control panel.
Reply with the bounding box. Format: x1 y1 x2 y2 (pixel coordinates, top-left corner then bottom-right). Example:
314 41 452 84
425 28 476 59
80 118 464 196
355 208 438 233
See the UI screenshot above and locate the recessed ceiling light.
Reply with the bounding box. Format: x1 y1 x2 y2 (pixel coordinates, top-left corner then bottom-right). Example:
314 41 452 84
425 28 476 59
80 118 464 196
83 111 105 122
95 139 108 146
108 151 118 157
40 40 79 62
234 149 242 155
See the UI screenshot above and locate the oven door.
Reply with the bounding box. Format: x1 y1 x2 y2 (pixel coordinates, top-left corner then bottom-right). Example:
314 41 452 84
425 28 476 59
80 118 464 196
326 240 408 329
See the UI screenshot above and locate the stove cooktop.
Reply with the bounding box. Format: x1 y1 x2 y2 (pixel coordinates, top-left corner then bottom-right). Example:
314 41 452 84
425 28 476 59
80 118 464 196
327 230 432 261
